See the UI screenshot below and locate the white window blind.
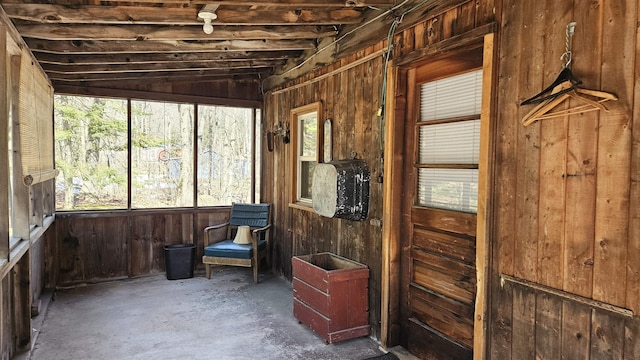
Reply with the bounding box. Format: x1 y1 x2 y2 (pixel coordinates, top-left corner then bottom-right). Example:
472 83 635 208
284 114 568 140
420 70 483 122
417 168 478 213
419 120 480 164
417 69 482 213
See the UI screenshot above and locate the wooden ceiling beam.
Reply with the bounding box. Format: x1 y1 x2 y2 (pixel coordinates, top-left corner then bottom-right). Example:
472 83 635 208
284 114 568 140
33 51 298 65
47 68 268 81
14 23 336 41
2 4 362 25
25 38 316 54
51 84 263 109
1 0 394 7
207 0 394 6
41 59 286 74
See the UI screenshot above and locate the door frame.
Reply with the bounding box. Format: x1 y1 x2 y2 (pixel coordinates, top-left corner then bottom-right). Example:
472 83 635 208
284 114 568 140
381 33 497 360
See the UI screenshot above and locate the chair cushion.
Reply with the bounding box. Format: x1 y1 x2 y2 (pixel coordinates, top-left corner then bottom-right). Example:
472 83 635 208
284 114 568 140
204 239 266 259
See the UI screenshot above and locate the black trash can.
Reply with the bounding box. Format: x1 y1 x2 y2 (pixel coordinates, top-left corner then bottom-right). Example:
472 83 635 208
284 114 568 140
164 243 196 280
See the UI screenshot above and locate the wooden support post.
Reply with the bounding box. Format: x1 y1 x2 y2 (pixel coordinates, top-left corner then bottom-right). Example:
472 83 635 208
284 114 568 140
381 59 402 348
474 32 496 360
0 25 10 261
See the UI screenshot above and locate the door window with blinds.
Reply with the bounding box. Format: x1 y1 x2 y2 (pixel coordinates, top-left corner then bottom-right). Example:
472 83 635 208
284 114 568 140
416 69 482 213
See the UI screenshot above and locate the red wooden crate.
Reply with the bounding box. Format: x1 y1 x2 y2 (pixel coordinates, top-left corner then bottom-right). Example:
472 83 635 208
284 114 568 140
292 253 370 344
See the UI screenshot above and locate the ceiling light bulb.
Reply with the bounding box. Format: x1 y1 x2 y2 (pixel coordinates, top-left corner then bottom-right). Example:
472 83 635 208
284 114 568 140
203 19 214 34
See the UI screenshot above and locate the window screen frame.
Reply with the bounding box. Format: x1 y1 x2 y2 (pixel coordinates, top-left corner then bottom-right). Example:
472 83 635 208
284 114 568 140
289 102 322 209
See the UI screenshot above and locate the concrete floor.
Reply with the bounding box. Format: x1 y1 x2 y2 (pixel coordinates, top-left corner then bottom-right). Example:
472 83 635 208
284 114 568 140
24 268 388 360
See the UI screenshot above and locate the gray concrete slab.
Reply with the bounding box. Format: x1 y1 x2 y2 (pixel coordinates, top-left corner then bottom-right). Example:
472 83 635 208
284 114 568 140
27 268 386 360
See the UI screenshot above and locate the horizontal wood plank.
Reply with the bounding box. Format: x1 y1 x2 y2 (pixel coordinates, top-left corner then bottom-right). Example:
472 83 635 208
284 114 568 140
413 226 475 264
3 5 362 25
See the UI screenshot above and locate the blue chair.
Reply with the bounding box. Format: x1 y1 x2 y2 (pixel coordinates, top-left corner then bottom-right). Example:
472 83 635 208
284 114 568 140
202 203 271 283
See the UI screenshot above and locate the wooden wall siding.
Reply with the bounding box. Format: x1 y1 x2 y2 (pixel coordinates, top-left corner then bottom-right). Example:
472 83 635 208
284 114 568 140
30 234 47 312
130 213 193 276
56 216 129 284
1 276 11 359
490 0 640 359
54 209 229 285
264 0 496 344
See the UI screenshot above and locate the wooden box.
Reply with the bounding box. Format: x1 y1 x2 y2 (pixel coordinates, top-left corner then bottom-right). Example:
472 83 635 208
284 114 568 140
292 252 370 344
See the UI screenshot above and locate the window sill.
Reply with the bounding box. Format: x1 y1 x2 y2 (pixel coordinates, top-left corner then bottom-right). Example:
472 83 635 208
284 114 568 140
289 201 314 213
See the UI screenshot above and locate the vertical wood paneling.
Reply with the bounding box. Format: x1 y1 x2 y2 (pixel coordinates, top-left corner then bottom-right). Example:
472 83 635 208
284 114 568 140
12 252 30 352
536 0 572 290
84 217 128 279
494 0 520 280
1 276 12 358
267 42 393 341
55 210 227 285
414 21 427 49
626 0 640 316
513 0 543 282
561 303 591 359
534 293 562 359
511 285 536 360
490 280 513 360
56 217 85 283
624 318 640 359
592 0 634 307
426 14 444 46
590 311 625 359
130 213 193 276
563 0 601 299
491 0 640 359
457 1 476 34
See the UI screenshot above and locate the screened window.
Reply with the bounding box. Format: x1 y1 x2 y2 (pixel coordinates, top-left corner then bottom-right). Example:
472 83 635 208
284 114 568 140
55 95 128 210
198 105 254 206
417 69 482 213
291 103 321 205
54 94 261 211
131 100 194 208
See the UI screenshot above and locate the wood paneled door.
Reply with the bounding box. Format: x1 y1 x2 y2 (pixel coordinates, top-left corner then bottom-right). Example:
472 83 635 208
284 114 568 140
397 44 492 360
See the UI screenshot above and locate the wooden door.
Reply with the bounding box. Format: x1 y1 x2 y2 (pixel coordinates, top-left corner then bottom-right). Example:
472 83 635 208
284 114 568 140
399 46 485 360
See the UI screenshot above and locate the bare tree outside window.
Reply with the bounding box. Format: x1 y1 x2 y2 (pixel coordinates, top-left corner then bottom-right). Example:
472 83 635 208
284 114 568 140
131 100 194 208
197 105 253 206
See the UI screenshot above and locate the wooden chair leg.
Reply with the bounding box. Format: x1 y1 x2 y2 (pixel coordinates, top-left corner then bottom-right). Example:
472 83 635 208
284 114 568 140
205 264 211 279
253 257 259 284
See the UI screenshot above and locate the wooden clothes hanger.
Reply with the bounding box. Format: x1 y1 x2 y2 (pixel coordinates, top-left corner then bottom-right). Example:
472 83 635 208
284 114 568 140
521 80 618 126
519 22 618 126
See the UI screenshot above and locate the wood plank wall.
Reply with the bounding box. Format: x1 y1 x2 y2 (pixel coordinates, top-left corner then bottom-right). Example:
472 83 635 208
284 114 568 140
490 0 640 359
263 0 496 342
54 209 229 285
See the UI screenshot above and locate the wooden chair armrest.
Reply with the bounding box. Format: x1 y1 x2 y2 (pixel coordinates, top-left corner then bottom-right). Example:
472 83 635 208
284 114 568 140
204 222 230 232
204 222 230 246
251 224 271 234
251 224 271 247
